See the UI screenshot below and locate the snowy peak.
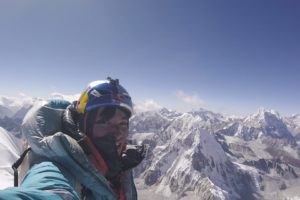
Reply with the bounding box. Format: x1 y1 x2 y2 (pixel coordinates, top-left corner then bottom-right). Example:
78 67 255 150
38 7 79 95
131 107 300 199
284 114 300 139
245 108 281 126
187 109 228 133
286 114 300 127
0 95 39 119
234 108 294 141
0 95 42 132
135 111 255 199
158 108 182 120
189 108 225 121
129 108 179 134
258 107 280 118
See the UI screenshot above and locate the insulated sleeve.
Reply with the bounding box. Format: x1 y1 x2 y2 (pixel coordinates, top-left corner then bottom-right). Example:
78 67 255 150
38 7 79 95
0 161 79 200
0 188 62 200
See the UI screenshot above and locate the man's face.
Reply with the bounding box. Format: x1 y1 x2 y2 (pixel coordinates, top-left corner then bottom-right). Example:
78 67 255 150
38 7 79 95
92 108 129 156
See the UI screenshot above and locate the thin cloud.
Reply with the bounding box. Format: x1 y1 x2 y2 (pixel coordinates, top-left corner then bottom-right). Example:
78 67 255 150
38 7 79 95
176 90 205 106
134 99 162 113
50 92 80 102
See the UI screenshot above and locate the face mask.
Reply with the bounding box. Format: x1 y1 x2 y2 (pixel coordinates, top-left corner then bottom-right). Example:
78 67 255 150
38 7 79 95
91 134 123 180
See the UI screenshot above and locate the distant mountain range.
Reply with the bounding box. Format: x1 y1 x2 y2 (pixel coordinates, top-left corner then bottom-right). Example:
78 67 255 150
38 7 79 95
0 95 300 199
130 107 300 200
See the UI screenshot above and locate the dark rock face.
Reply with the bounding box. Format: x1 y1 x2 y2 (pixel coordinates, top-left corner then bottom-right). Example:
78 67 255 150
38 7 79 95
280 182 287 190
263 112 293 140
0 117 22 132
0 104 31 133
144 169 161 186
243 159 298 178
183 133 194 147
228 143 256 157
244 159 272 173
170 177 178 192
214 133 234 156
216 122 240 136
192 146 210 172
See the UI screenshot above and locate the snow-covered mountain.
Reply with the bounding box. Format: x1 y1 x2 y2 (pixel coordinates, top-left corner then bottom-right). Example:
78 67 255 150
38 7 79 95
0 94 37 119
132 112 256 199
217 108 295 144
130 107 300 200
0 127 23 189
0 96 300 199
0 95 39 132
285 114 300 140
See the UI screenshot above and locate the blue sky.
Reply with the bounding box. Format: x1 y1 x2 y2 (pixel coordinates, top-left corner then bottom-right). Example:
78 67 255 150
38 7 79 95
0 0 299 116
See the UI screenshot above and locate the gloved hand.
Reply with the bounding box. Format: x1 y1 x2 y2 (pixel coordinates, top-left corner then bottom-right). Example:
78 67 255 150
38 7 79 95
121 144 147 171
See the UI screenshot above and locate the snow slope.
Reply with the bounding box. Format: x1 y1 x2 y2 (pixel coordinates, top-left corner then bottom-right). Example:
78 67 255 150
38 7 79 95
0 128 22 189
